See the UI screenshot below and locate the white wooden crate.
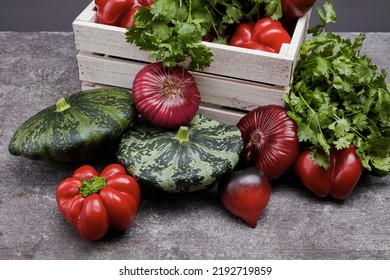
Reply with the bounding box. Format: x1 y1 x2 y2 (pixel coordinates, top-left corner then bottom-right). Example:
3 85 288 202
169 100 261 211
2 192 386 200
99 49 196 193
73 1 310 124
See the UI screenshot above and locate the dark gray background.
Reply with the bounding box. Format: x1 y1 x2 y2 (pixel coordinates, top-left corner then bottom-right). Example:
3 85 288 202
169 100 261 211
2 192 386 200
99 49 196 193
0 0 389 32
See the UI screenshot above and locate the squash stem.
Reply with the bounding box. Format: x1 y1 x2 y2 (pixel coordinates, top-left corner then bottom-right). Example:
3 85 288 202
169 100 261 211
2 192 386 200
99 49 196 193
56 97 71 112
78 176 107 197
175 126 190 143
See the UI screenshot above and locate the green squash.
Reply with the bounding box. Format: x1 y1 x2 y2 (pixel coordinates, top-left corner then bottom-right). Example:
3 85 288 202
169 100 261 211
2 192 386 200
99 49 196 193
9 88 136 162
117 114 244 193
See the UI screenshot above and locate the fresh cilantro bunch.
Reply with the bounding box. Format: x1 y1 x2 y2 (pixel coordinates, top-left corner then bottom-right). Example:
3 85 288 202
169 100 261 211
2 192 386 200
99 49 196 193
126 0 213 70
284 2 390 175
125 0 282 70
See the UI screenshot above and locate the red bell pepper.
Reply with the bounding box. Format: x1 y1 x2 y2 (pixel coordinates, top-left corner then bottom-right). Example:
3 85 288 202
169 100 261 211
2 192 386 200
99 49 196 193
56 163 140 241
294 145 364 200
228 17 291 53
95 0 154 28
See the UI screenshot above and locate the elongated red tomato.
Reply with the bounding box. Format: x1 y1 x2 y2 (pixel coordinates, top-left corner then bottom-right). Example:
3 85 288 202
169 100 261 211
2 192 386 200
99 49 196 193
56 163 140 241
237 105 299 180
132 62 201 128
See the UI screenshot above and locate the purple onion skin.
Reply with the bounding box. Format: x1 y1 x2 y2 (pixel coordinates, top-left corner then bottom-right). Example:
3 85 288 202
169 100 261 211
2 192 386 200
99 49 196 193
132 62 201 129
237 105 299 180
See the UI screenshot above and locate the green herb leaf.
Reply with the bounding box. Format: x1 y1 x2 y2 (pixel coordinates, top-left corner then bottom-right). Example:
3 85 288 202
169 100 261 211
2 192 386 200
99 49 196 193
263 0 283 20
311 150 330 169
317 2 337 26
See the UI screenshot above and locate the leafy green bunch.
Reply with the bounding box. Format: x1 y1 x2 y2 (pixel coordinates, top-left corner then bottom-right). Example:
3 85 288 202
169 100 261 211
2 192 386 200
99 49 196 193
284 2 390 175
125 0 282 70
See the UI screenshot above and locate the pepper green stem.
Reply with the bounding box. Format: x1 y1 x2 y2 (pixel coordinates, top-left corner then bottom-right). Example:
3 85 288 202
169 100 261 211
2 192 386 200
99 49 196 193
78 176 107 198
56 97 71 112
175 126 190 143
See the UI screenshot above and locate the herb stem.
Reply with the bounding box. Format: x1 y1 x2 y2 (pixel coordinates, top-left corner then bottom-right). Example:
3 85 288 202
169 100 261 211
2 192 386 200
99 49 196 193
332 113 367 140
245 2 261 21
210 3 224 17
300 54 338 68
186 0 192 22
298 90 328 152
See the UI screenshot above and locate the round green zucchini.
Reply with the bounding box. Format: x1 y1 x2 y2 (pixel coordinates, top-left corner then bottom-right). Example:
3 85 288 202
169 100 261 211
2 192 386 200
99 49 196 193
117 114 244 193
9 88 136 162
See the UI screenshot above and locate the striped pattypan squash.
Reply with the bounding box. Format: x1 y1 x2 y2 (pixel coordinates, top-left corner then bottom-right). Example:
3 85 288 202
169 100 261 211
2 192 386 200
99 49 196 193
9 88 136 162
117 114 244 193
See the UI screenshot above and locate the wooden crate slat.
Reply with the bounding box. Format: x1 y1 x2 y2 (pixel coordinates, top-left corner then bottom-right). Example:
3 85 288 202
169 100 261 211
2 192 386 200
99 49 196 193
198 104 246 125
73 20 151 62
197 41 293 86
77 52 286 111
77 52 140 89
193 71 286 110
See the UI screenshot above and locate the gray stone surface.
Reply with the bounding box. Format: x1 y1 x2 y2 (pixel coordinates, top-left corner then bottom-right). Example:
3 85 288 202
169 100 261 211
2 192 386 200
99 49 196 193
0 32 390 260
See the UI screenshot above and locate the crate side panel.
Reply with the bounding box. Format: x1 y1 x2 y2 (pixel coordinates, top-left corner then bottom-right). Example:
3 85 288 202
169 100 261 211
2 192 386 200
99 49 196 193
77 53 140 89
77 53 286 110
193 72 286 110
73 2 309 87
73 19 293 87
199 43 293 86
73 20 151 62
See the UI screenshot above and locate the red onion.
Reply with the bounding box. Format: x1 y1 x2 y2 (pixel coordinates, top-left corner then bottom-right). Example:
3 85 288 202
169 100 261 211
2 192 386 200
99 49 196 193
132 62 201 128
237 105 299 180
